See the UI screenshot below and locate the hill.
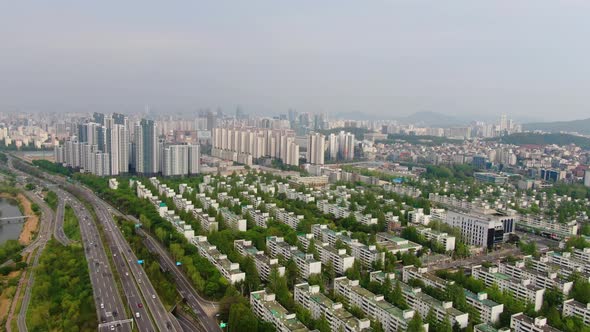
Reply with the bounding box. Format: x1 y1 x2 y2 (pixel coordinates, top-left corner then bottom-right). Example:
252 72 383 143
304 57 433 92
492 133 590 149
523 118 590 135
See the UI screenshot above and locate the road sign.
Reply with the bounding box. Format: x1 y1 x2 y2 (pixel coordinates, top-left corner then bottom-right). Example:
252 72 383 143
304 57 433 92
176 261 182 266
137 260 144 264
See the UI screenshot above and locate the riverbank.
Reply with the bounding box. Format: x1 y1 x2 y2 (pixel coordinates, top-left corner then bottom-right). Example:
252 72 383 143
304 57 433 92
0 193 39 246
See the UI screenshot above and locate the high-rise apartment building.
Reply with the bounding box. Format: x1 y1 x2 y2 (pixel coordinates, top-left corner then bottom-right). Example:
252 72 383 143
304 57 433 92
307 133 325 165
134 119 158 174
161 144 201 177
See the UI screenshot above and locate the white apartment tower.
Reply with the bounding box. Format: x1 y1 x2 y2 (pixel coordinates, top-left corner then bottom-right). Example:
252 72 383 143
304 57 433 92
307 132 325 165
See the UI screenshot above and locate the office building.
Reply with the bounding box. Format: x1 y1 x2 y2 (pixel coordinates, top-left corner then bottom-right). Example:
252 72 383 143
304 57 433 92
444 210 515 248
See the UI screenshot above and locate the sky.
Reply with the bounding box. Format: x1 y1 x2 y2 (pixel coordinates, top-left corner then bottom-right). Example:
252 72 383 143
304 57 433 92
2 1 590 122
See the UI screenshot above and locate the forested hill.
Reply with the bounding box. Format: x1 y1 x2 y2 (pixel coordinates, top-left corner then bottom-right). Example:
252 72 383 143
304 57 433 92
491 133 590 149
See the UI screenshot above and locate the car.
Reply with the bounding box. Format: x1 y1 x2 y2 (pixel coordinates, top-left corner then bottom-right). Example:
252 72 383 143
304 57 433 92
113 253 116 257
137 303 143 308
135 312 140 318
110 325 115 331
100 303 104 309
152 294 156 299
125 272 128 276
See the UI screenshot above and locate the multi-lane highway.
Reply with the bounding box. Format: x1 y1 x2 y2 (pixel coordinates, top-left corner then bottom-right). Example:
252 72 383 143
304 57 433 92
13 191 55 332
90 195 182 332
140 228 220 332
53 188 133 332
7 157 133 332
53 197 71 245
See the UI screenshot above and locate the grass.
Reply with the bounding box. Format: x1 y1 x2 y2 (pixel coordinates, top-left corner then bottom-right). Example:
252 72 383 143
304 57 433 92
63 204 81 241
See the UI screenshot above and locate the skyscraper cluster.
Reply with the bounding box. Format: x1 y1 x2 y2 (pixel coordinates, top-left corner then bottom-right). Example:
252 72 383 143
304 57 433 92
55 112 129 176
327 131 355 162
211 127 299 166
55 113 200 176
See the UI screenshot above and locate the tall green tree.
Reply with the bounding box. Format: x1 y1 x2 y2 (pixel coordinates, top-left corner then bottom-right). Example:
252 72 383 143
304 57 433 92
407 312 426 332
228 303 258 332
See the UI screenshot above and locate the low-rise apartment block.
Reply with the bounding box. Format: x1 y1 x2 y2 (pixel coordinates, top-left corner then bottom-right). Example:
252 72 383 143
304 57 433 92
334 277 428 332
471 265 544 311
510 314 560 332
192 236 245 284
498 259 573 295
464 290 503 324
416 227 456 251
298 234 355 275
563 299 590 325
402 266 453 290
376 232 423 255
312 224 384 267
370 271 468 329
294 283 371 332
266 236 321 279
250 290 309 332
234 239 285 281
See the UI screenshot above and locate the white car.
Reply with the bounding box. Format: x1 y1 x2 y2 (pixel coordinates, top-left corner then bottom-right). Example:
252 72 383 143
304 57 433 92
135 312 140 318
100 303 104 309
152 294 156 299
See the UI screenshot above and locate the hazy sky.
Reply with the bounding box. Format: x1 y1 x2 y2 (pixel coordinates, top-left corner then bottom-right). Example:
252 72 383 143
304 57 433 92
2 1 590 121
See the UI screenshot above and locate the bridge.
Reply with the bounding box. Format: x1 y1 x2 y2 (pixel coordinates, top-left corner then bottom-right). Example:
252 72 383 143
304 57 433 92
0 216 31 225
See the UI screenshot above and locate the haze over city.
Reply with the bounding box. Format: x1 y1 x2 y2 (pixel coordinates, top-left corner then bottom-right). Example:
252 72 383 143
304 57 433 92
3 1 590 332
2 1 590 121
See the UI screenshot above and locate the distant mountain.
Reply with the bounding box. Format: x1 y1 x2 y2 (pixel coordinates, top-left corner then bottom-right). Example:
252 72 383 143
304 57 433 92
523 118 590 135
397 111 463 127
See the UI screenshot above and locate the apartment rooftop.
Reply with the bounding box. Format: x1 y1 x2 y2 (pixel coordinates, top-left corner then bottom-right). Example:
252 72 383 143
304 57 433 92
464 290 500 308
339 279 410 320
251 292 309 332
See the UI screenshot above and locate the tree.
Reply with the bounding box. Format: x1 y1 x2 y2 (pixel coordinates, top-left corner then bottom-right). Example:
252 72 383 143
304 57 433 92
439 315 453 332
391 280 408 309
285 259 299 289
425 308 438 332
407 312 425 332
345 259 362 281
228 303 258 332
242 256 260 294
308 239 320 261
316 314 331 332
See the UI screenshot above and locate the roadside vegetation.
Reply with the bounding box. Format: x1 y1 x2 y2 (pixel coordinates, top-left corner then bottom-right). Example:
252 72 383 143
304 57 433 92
27 239 96 332
43 190 58 211
63 205 81 241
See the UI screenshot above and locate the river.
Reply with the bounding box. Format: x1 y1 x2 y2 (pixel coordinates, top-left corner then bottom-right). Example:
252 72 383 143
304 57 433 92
0 198 24 244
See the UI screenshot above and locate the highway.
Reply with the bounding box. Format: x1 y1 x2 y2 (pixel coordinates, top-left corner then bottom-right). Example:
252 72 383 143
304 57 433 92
90 196 182 332
53 188 134 332
52 197 71 245
13 191 54 332
7 157 134 332
140 228 220 332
